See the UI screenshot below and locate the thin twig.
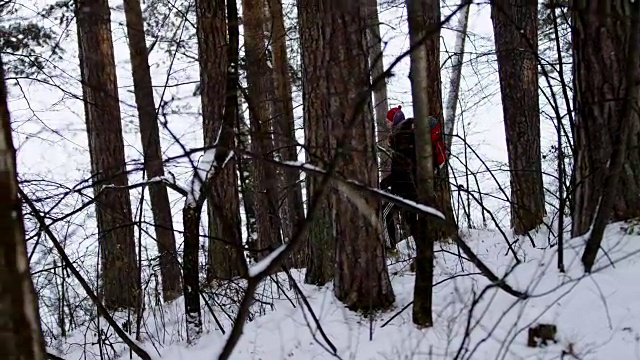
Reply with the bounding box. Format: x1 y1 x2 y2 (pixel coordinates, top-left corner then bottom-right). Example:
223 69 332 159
282 267 338 355
380 272 482 328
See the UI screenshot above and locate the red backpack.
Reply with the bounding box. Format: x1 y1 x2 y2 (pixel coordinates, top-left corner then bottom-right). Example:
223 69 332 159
429 118 447 170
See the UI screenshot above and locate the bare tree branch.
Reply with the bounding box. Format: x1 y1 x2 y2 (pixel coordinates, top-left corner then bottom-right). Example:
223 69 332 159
19 189 152 360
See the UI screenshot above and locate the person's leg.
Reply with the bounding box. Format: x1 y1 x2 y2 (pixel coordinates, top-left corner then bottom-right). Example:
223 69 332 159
382 202 397 249
380 171 397 250
401 209 419 242
388 170 415 244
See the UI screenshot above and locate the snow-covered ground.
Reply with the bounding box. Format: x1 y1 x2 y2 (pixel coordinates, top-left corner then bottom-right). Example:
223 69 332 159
48 222 640 360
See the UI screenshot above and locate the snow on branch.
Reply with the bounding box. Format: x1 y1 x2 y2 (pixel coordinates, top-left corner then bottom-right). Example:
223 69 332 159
186 147 217 206
147 174 188 196
278 160 446 220
98 174 188 197
185 127 234 207
248 244 288 277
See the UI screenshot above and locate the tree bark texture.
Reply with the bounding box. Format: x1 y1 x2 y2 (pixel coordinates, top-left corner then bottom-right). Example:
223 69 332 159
181 206 202 343
261 4 278 122
242 0 284 261
407 0 435 328
303 173 334 285
75 0 140 310
298 1 336 286
298 0 395 310
491 0 546 235
196 0 247 281
267 0 307 268
364 0 391 177
570 0 640 237
0 55 48 360
301 73 335 285
123 0 182 302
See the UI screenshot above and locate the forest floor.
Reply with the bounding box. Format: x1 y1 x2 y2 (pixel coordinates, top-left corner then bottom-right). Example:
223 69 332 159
50 220 640 360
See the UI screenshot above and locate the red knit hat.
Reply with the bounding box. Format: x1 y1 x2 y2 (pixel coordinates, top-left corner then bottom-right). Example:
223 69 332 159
386 106 402 123
386 105 406 127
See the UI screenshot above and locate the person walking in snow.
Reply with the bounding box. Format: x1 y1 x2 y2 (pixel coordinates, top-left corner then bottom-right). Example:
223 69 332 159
380 105 447 249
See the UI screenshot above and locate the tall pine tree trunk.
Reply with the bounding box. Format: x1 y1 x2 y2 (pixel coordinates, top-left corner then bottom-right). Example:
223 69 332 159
198 0 247 282
0 55 48 360
267 0 307 268
298 0 394 310
298 1 335 287
242 0 284 261
75 0 139 310
491 0 546 235
571 1 640 238
222 1 248 274
123 0 182 301
364 0 390 177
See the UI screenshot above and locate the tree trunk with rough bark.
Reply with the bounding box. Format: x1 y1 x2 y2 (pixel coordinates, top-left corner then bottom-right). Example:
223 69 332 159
298 0 395 310
224 0 249 278
303 118 335 286
75 0 139 310
197 0 247 282
0 55 48 360
181 205 202 343
301 77 335 285
407 0 436 328
491 0 546 235
299 1 335 286
267 0 307 268
242 0 284 261
571 0 640 238
364 0 391 177
123 0 182 302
